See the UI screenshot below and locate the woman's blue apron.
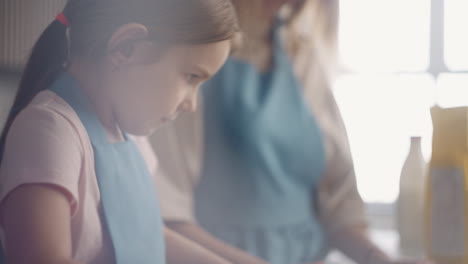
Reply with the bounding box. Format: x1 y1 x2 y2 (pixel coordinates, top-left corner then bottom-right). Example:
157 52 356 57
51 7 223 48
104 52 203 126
195 22 327 264
49 73 165 264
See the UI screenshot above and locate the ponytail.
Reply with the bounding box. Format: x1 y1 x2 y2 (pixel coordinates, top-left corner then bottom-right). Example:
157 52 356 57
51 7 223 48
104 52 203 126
0 19 69 163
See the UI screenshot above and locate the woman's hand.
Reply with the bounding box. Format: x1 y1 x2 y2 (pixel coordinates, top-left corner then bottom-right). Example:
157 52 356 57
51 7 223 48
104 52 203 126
167 222 270 264
329 225 435 264
368 251 434 264
375 258 434 264
165 228 232 264
304 259 434 264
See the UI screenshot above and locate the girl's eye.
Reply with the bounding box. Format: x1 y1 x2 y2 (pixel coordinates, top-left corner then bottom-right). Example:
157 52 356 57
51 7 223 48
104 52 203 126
186 73 201 84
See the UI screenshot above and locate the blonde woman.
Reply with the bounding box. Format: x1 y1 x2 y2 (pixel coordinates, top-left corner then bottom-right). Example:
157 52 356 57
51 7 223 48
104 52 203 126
151 1 430 264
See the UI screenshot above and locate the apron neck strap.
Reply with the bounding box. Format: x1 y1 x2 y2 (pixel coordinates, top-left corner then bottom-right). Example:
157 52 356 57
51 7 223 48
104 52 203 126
49 72 110 144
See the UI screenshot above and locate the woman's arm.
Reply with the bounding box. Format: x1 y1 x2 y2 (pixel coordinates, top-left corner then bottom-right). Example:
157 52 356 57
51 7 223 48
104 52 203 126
330 224 388 264
2 184 81 264
331 225 431 264
167 221 269 264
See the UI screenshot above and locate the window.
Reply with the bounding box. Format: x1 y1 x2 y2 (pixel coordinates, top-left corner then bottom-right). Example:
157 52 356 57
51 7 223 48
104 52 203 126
445 0 468 71
339 0 430 72
335 0 467 203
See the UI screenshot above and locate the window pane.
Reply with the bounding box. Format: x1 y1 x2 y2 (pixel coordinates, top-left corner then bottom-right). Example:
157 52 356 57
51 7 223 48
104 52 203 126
334 74 435 203
445 0 468 71
437 73 468 107
339 0 430 72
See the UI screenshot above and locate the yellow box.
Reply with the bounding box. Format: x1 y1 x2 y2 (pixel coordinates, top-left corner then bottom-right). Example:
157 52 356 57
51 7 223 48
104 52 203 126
426 106 468 264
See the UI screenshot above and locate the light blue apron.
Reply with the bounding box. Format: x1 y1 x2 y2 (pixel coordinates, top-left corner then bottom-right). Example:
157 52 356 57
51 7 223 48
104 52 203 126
195 21 327 264
49 73 165 264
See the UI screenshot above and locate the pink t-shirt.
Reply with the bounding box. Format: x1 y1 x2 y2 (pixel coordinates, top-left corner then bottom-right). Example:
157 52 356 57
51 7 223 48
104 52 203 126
0 90 160 264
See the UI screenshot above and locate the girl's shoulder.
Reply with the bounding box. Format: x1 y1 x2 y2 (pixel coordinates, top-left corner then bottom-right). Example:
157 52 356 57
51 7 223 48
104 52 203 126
0 90 91 213
7 90 91 158
27 90 84 128
23 89 89 144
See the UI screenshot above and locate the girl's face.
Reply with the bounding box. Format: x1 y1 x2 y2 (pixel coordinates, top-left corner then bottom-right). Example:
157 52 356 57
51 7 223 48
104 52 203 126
103 25 231 136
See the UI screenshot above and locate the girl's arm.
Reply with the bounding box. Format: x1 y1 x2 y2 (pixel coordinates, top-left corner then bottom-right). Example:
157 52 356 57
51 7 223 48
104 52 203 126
165 227 232 264
2 184 82 264
167 221 269 264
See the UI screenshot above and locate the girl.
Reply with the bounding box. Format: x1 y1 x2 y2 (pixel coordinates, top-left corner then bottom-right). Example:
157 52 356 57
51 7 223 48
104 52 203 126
0 0 237 263
151 0 431 264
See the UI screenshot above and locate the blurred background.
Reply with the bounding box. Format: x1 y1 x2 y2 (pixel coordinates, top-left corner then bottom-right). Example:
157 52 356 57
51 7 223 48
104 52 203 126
1 0 467 263
331 0 468 261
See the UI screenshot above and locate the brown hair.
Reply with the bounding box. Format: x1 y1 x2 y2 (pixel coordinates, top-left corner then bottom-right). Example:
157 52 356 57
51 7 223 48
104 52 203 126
66 0 239 56
0 0 239 162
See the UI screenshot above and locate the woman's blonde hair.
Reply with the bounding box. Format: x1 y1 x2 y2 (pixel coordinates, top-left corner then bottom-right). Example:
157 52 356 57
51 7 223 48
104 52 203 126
289 0 339 45
289 0 340 65
231 0 339 64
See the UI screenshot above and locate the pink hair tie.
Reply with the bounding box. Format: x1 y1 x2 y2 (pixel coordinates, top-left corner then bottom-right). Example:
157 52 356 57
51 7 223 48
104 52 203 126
56 12 70 27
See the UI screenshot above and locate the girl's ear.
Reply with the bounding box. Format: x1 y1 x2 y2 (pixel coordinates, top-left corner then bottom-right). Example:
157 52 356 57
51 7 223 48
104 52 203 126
107 23 149 68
